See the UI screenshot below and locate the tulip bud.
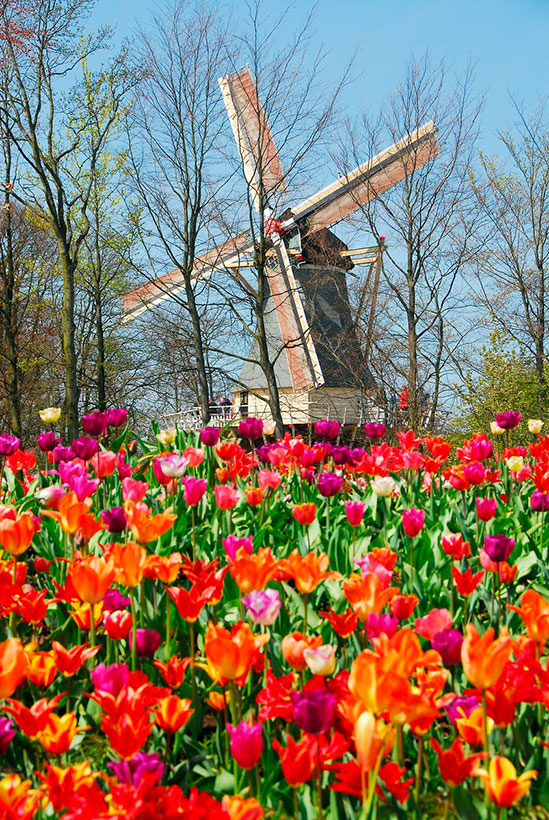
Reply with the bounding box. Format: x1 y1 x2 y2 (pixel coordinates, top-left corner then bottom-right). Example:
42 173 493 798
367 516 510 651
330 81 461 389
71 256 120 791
104 610 132 640
355 711 376 770
303 644 336 676
34 556 51 573
227 721 264 769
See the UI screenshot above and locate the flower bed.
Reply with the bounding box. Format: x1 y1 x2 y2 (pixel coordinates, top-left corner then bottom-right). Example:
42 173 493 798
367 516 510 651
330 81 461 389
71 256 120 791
0 410 548 818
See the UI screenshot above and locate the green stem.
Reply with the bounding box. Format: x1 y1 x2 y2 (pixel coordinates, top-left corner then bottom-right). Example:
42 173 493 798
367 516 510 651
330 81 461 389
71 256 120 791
166 594 171 658
316 738 323 819
130 588 137 672
414 735 424 805
89 603 96 648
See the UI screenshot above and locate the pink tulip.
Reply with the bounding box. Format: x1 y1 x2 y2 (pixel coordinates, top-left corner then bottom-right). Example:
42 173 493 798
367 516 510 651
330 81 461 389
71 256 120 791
183 477 207 506
415 608 454 641
476 497 497 522
215 484 240 510
92 450 117 479
226 721 264 769
345 501 365 527
122 478 149 503
402 507 425 538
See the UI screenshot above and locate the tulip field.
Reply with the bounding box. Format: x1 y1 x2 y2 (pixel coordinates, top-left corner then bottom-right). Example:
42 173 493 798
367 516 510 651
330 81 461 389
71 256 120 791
2 410 549 819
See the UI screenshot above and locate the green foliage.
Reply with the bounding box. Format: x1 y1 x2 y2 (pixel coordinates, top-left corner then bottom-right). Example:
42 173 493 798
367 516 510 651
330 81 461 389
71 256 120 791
455 331 545 438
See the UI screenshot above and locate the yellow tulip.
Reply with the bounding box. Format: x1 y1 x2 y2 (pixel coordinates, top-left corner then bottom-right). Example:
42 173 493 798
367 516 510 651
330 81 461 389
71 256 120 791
39 407 61 424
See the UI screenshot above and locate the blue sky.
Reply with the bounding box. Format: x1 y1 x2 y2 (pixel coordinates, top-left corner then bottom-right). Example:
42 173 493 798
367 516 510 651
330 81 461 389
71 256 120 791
90 0 549 156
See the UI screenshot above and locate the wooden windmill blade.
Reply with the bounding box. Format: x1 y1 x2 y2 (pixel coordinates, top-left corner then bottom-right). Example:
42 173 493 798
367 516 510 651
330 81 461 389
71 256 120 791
219 67 286 211
121 231 253 321
288 121 438 234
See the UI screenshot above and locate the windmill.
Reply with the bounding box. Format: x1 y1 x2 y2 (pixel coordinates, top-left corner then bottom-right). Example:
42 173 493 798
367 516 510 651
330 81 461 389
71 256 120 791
122 67 438 427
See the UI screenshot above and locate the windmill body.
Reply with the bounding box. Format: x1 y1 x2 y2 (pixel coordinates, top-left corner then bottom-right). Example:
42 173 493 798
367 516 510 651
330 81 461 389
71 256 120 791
122 67 438 427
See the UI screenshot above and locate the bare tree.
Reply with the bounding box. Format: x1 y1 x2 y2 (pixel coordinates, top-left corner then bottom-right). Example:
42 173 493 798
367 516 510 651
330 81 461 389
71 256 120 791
339 55 483 430
126 4 234 426
471 99 549 414
0 0 134 437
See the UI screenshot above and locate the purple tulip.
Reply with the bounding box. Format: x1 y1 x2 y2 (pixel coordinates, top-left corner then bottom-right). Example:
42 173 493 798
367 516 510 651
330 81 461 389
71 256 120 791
365 612 398 641
484 534 515 563
364 422 386 439
314 419 340 440
107 408 128 428
242 589 281 626
431 628 463 666
81 411 108 436
530 491 549 512
200 426 220 447
101 506 127 533
331 446 352 466
67 473 100 501
72 436 99 460
52 445 75 463
108 751 164 786
0 433 20 456
350 448 365 463
91 663 130 695
495 411 522 430
102 588 131 613
0 717 15 755
238 417 264 440
36 431 62 452
256 443 277 463
446 695 479 727
135 628 162 657
317 472 343 498
291 689 337 735
223 535 254 561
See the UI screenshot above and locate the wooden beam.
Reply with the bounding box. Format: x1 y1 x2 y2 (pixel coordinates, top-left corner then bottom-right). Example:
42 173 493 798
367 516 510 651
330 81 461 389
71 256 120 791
340 246 380 257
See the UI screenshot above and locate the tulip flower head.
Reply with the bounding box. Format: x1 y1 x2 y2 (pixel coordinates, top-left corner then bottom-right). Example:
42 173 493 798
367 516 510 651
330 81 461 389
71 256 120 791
303 644 336 676
484 534 515 563
528 418 543 434
370 476 396 497
345 501 365 527
242 588 281 626
476 497 497 521
238 417 263 440
495 412 521 430
227 720 264 769
39 407 61 425
402 508 425 538
461 623 512 689
314 419 340 440
291 689 337 734
200 427 220 447
477 756 537 808
108 751 165 786
364 422 386 439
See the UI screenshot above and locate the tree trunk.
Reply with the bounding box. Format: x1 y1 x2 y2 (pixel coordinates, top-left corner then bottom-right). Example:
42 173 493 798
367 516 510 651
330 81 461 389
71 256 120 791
60 251 79 439
406 237 419 431
536 262 546 414
2 201 22 438
95 281 106 411
256 268 284 436
183 269 210 426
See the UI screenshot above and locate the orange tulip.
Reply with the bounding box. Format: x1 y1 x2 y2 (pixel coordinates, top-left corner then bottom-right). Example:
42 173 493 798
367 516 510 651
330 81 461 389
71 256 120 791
26 651 57 688
282 549 340 594
38 762 101 815
507 589 549 643
221 795 264 820
69 601 103 631
355 711 393 771
292 503 316 525
461 624 512 689
42 492 92 535
0 774 42 820
245 487 263 506
154 695 193 732
37 711 87 755
281 632 323 671
152 656 192 688
0 638 27 697
124 500 176 543
477 756 537 807
456 706 493 747
78 514 105 542
71 555 116 604
0 513 35 556
52 642 99 677
144 552 183 583
229 547 279 595
110 541 147 588
3 694 64 738
207 691 230 711
204 621 267 684
343 572 399 621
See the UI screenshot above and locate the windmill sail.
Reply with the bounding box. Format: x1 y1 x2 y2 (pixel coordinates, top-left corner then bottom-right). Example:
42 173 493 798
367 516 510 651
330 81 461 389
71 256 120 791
121 232 253 321
290 121 438 233
219 67 286 211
